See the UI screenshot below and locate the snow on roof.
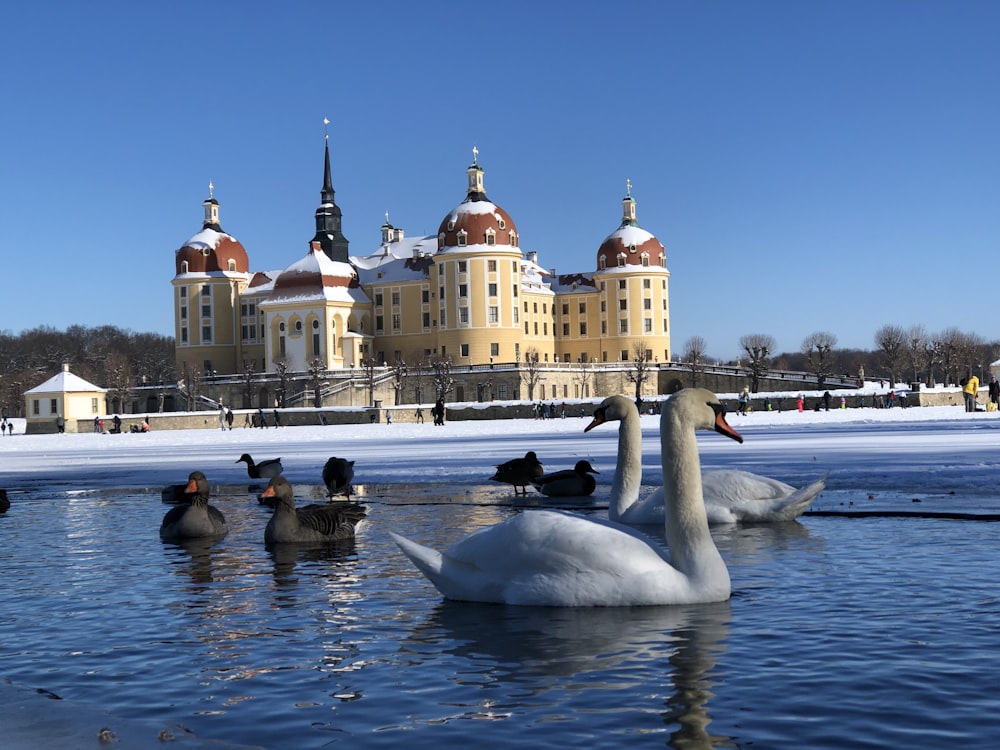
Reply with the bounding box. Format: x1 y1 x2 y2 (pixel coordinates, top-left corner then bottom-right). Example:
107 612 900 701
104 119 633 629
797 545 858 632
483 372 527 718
550 272 598 293
448 200 503 220
351 236 438 270
25 368 106 395
260 285 369 306
602 224 661 247
179 228 235 251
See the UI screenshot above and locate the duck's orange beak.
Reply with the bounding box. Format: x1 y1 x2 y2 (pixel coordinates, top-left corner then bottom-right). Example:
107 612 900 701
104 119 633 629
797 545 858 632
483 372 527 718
261 484 276 498
185 478 198 493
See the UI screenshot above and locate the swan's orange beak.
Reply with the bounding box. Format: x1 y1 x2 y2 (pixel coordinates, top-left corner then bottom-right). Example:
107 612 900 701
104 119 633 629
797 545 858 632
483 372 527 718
584 407 606 433
713 407 743 443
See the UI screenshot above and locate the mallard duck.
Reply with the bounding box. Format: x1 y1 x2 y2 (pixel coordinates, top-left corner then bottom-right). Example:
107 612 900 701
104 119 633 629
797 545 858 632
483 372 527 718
490 451 544 495
531 460 600 497
159 471 228 540
322 457 355 499
260 476 366 544
236 453 283 480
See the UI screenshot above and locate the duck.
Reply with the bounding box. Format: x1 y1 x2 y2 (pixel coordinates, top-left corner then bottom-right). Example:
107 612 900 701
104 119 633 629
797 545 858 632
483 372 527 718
489 451 544 495
159 471 228 541
260 476 367 544
390 387 742 606
585 394 825 525
0 489 9 513
530 460 600 497
322 457 355 499
236 453 283 480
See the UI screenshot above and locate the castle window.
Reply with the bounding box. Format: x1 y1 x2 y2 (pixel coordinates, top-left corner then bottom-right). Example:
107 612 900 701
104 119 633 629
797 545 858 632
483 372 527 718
629 244 636 253
643 299 651 310
228 259 236 271
488 283 497 296
579 302 586 314
447 219 455 231
461 343 469 357
619 299 627 311
485 230 496 245
295 320 303 332
563 323 569 336
498 218 506 230
617 254 626 267
422 312 430 327
201 304 211 317
392 314 401 331
180 261 189 273
457 230 467 246
375 293 383 307
489 306 498 323
619 280 627 289
376 315 384 332
491 342 499 357
180 306 187 320
202 326 212 342
392 291 400 306
619 320 628 333
201 286 210 297
641 254 650 267
643 279 651 289
580 322 587 335
459 307 469 324
598 256 607 270
660 254 667 268
438 233 445 250
644 319 653 333
510 231 518 247
458 261 467 273
488 259 497 272
459 284 468 297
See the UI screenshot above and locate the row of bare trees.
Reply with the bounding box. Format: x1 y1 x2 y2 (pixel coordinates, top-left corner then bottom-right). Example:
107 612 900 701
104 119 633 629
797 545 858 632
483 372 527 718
680 326 1000 392
0 325 176 417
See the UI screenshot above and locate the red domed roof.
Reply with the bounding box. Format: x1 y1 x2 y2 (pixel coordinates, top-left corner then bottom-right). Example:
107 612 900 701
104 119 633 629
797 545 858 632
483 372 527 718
596 225 664 269
436 160 518 251
175 228 249 275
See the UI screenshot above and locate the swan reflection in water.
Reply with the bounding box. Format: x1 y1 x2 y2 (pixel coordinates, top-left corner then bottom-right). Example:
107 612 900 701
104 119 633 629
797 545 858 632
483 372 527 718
406 599 733 747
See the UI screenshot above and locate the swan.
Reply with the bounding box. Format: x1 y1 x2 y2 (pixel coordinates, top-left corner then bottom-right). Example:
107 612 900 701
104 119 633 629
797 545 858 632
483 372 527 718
489 451 544 495
261 476 366 544
236 453 284 480
322 456 355 499
159 471 228 540
390 388 742 606
585 395 825 525
530 459 600 497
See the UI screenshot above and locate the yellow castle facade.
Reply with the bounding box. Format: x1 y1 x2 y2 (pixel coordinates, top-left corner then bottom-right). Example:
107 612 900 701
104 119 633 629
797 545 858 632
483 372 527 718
172 143 671 394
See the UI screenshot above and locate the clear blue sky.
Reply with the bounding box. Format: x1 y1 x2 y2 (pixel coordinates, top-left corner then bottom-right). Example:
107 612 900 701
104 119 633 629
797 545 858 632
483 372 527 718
2 1 997 360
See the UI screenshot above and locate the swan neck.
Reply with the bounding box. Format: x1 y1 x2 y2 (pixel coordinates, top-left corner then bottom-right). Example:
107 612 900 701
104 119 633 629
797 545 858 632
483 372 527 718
609 407 644 521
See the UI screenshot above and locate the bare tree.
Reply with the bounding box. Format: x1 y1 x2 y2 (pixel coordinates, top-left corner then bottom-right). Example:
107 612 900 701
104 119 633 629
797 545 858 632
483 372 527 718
520 347 542 401
682 336 708 388
573 359 593 399
390 356 408 405
906 325 936 386
273 358 289 408
802 331 838 387
241 360 257 408
431 357 454 401
408 350 429 404
935 327 964 386
739 333 776 393
307 357 326 408
362 356 378 406
105 350 134 414
873 324 906 387
626 339 653 407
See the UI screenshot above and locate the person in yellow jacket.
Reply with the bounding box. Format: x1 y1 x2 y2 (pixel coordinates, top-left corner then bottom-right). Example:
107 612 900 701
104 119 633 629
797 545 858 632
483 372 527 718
962 373 980 412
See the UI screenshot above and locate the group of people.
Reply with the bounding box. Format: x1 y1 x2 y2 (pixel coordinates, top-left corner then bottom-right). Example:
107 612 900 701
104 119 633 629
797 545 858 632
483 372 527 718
534 402 566 419
0 416 13 435
218 405 235 431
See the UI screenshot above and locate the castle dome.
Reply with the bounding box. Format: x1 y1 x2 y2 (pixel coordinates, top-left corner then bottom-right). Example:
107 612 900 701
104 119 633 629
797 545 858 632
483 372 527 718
595 184 665 270
174 187 249 275
436 153 518 252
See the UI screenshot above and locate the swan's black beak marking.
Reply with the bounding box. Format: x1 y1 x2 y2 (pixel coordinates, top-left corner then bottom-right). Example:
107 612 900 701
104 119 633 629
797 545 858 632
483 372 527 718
584 407 607 433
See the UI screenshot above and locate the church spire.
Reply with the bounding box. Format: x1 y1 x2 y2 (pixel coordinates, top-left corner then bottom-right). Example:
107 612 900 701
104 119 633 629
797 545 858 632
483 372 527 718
311 119 350 261
463 145 488 203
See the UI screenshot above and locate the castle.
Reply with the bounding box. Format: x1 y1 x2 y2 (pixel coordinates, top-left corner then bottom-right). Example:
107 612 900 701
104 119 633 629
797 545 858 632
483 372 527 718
171 139 671 406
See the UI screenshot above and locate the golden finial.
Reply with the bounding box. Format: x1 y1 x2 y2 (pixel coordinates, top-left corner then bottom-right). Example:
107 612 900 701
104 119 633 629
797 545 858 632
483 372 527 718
625 178 632 198
472 145 479 165
323 117 330 140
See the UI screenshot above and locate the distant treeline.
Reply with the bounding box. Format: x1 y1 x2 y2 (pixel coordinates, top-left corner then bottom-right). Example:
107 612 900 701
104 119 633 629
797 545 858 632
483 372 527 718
0 325 175 417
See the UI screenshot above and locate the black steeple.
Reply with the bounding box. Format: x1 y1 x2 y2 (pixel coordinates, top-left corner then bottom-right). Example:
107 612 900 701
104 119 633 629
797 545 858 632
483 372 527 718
312 129 350 262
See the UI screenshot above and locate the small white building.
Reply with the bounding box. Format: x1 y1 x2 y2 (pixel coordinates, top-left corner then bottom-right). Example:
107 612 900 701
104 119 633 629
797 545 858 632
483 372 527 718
24 364 107 434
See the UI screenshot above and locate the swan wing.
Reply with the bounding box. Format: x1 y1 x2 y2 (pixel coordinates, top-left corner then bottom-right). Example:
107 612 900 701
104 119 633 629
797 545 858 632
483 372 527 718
393 510 681 606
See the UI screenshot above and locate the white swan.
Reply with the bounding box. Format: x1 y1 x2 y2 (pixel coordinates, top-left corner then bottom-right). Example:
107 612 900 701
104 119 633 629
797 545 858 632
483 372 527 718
390 388 742 606
586 395 825 525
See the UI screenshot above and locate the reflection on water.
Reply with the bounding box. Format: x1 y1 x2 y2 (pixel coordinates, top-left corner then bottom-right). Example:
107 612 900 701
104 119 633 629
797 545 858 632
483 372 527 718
410 600 734 747
2 484 1000 748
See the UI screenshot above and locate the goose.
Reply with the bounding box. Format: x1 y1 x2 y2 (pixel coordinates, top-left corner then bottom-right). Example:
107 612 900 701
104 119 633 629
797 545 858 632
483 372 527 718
236 453 284 480
390 388 742 606
159 471 228 541
322 457 355 499
260 476 366 544
0 489 9 513
530 460 600 497
490 451 544 495
586 394 825 525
